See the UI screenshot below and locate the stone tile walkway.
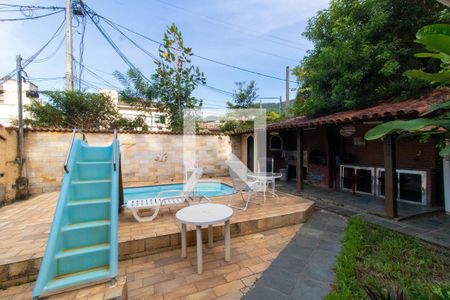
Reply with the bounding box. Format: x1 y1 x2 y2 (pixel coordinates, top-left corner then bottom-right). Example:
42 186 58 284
0 225 302 300
244 210 347 300
278 182 450 249
277 182 441 219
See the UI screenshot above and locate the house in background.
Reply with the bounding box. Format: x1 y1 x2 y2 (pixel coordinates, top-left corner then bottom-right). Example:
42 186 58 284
99 89 168 131
0 78 39 126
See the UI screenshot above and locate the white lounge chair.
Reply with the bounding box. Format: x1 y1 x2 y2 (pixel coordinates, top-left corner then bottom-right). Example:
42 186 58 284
226 156 266 210
126 168 208 222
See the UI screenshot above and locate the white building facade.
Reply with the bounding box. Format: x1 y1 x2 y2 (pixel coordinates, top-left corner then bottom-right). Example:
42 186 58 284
0 79 38 126
99 89 168 131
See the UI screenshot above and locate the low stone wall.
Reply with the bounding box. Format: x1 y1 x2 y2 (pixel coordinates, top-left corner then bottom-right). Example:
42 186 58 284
23 130 241 195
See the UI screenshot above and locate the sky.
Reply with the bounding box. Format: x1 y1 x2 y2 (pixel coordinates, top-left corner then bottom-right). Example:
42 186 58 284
0 0 330 109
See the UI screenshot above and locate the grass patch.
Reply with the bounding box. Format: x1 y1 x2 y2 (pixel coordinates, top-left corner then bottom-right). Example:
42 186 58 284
326 216 450 299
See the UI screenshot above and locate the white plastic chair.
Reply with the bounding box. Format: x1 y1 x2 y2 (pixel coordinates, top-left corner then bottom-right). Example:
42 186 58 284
258 157 277 197
126 168 209 222
226 156 266 210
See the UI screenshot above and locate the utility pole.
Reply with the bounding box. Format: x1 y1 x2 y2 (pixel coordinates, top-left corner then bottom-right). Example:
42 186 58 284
285 66 290 115
16 55 24 174
65 0 74 90
279 96 282 116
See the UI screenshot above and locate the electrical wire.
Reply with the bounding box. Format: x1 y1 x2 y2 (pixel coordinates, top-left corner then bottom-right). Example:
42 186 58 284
73 58 121 90
84 5 297 84
153 0 310 51
0 9 64 21
33 34 65 63
0 3 65 10
21 19 66 69
0 18 66 85
101 17 159 61
82 4 152 83
77 14 87 90
28 76 65 81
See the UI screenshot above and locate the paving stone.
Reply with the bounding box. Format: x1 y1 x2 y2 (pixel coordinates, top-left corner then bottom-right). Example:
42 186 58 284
269 254 305 274
281 243 314 260
302 261 336 282
245 284 292 300
291 278 330 300
259 266 297 295
317 239 342 253
243 210 346 299
291 235 321 248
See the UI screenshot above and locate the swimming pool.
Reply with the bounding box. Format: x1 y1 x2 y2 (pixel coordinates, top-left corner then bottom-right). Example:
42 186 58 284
123 182 236 204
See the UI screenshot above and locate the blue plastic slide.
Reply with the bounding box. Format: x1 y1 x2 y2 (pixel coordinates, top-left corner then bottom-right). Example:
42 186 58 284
32 130 120 298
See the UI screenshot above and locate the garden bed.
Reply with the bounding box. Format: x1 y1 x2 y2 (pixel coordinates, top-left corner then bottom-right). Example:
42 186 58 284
327 217 450 299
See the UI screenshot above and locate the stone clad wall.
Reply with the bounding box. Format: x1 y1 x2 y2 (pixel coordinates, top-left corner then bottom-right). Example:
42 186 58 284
24 130 239 195
0 126 20 204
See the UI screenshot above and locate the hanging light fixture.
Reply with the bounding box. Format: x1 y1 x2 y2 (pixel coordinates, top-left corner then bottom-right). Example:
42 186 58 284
339 126 356 137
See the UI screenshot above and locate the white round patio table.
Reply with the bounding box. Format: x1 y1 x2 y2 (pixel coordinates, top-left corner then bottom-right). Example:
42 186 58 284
176 203 234 274
247 172 282 198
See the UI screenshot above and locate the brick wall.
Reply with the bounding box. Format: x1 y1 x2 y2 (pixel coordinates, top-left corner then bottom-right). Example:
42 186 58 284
24 131 236 195
343 124 437 170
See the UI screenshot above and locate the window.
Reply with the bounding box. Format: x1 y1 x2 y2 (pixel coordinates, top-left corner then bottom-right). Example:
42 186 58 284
269 135 282 151
377 169 426 205
155 114 166 124
340 164 375 195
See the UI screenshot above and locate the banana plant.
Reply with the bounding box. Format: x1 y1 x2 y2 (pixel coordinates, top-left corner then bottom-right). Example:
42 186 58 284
365 24 450 157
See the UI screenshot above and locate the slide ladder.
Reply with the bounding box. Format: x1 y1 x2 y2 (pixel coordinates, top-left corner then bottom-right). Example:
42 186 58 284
32 129 120 299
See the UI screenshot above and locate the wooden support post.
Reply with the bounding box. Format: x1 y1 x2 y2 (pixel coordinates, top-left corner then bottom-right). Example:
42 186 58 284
296 128 304 193
384 135 398 218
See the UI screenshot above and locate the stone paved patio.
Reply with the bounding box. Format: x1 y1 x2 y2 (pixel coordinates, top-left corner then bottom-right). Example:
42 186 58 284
0 178 314 287
0 224 302 300
244 210 346 300
278 181 450 249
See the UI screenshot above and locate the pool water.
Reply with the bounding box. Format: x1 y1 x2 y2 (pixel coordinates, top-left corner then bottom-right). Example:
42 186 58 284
124 182 236 204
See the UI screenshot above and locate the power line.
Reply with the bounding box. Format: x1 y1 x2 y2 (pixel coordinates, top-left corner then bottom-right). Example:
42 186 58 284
82 4 152 83
101 16 159 61
0 3 65 10
86 7 297 84
0 18 66 85
77 14 87 90
33 34 65 63
153 0 310 51
73 58 121 90
199 83 233 97
28 76 65 81
21 19 66 69
0 9 64 21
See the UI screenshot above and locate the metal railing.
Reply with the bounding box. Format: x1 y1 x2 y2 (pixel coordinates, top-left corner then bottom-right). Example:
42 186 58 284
64 129 87 173
113 129 117 171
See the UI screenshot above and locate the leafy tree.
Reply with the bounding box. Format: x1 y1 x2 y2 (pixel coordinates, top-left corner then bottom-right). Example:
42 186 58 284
365 24 450 157
112 115 149 131
113 68 159 112
294 0 449 117
266 111 280 123
152 23 206 131
227 81 259 109
25 90 144 131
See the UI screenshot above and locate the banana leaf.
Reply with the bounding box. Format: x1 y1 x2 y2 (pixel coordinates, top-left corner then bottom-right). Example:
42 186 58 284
364 118 449 141
403 70 450 85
